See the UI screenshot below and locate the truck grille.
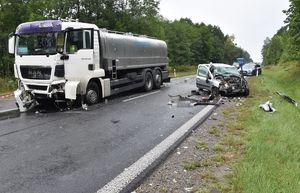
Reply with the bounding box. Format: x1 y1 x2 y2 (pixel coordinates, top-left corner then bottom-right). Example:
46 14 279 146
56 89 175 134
20 66 51 80
27 85 48 91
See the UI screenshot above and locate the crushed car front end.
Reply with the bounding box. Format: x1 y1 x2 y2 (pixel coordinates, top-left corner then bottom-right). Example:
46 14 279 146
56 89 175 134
218 75 249 96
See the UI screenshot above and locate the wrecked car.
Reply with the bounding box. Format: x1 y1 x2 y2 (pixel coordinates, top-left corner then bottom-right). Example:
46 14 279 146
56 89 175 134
196 63 249 97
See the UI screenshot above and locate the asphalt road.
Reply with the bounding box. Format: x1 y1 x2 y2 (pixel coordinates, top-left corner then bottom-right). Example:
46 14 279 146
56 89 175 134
0 76 207 193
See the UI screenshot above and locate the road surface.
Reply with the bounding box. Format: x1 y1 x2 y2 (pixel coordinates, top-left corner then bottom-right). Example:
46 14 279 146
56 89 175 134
0 76 208 193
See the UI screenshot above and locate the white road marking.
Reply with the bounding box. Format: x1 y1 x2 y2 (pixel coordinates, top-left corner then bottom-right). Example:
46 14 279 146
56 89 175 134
0 108 19 114
122 91 161 102
97 105 215 193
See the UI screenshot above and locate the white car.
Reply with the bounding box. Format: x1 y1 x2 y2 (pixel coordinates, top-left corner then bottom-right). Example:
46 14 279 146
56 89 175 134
196 63 249 97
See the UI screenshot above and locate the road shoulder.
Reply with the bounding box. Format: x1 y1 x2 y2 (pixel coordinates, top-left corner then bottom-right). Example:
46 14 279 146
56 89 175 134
135 97 243 193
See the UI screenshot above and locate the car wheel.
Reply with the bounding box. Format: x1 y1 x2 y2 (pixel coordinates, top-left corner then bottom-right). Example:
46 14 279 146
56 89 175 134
210 87 219 100
144 71 153 91
244 88 250 96
85 81 100 105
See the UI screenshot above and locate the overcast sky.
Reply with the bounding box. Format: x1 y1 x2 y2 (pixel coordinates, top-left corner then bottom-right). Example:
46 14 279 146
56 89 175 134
159 0 290 63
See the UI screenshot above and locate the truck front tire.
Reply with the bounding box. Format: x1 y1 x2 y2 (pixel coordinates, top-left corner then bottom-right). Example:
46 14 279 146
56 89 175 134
144 71 153 91
85 81 100 105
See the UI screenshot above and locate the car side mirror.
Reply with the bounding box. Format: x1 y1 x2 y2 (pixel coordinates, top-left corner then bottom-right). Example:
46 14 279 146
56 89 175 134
206 74 211 83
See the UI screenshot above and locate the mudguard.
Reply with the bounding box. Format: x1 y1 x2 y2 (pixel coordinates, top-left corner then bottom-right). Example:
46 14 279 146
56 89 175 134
65 81 80 100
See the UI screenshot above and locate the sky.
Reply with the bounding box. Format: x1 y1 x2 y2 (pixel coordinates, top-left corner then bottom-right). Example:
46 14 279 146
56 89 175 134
159 0 290 63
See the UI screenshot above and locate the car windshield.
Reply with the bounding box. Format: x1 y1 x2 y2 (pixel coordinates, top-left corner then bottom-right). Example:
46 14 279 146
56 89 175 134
16 32 60 55
242 63 255 70
214 66 240 76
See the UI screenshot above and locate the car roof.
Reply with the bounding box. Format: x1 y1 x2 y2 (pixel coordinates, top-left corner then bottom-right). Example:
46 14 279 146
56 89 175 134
198 63 232 68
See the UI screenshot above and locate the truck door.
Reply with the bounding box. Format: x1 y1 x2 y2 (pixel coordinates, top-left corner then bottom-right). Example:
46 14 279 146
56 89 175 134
63 29 94 83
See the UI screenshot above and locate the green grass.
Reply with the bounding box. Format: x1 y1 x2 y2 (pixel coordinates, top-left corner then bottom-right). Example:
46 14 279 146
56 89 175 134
182 158 214 171
231 62 300 193
0 76 17 94
195 141 208 150
168 65 197 78
209 126 221 137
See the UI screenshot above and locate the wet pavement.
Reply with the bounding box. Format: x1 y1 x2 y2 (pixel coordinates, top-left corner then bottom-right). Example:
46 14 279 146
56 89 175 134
0 97 17 111
0 77 214 193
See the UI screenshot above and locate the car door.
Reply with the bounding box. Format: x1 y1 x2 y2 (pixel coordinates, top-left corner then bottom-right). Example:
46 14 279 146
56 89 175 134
196 66 211 90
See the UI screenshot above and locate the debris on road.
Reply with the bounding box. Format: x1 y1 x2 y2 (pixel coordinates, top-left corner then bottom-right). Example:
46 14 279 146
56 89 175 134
111 119 120 124
168 92 220 107
259 101 276 112
276 92 298 107
184 187 193 192
82 104 88 111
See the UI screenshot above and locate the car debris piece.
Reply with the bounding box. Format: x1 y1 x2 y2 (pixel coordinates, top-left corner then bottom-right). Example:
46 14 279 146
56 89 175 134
184 187 193 192
259 101 276 112
111 119 120 124
82 104 88 111
168 94 219 106
276 92 298 107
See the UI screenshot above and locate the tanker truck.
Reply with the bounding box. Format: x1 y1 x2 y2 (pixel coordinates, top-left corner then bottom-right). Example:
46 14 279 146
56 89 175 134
8 19 169 112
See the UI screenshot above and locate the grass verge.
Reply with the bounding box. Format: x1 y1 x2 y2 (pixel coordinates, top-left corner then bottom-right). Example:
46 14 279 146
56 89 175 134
230 62 300 193
168 65 197 78
0 76 17 94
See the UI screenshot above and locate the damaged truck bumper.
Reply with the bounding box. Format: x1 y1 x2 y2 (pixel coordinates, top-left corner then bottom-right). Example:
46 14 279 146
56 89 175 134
14 80 67 112
14 89 36 112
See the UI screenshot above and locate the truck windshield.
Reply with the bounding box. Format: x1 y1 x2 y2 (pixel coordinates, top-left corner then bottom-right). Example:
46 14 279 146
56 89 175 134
16 32 60 56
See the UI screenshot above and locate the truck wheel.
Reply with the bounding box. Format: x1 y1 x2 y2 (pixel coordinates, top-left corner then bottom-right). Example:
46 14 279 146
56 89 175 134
144 71 153 91
153 69 162 89
85 81 100 105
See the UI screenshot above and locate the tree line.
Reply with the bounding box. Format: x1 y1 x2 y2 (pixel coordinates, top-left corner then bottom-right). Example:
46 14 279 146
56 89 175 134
0 0 252 76
262 0 300 65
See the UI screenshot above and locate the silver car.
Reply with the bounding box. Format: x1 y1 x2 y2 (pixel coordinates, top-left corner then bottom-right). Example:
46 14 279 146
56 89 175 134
196 63 249 97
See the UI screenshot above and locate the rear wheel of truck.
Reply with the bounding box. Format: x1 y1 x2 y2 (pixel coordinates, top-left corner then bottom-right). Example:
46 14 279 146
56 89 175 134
85 81 100 105
153 69 162 89
144 71 153 91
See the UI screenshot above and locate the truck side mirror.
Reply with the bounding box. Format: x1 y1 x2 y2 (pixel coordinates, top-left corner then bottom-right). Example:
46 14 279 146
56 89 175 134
56 32 65 54
8 33 15 54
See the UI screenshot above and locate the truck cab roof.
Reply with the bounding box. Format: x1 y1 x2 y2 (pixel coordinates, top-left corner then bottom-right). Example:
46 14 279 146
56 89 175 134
16 19 99 35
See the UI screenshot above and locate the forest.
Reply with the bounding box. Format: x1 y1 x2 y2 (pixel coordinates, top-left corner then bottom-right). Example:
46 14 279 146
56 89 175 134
262 0 300 65
0 0 253 76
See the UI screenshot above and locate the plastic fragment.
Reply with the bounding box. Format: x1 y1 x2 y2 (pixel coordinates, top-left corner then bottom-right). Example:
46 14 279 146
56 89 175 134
276 92 297 107
259 101 276 112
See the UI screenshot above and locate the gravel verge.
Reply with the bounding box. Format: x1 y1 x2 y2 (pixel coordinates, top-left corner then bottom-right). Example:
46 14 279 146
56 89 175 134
134 97 243 193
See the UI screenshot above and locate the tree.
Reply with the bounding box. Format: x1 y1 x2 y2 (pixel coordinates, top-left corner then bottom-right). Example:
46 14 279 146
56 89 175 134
0 0 253 75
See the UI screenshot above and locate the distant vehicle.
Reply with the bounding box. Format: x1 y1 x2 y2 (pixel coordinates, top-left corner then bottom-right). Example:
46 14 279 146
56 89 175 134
240 63 262 76
236 58 246 68
232 62 240 68
196 63 249 97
